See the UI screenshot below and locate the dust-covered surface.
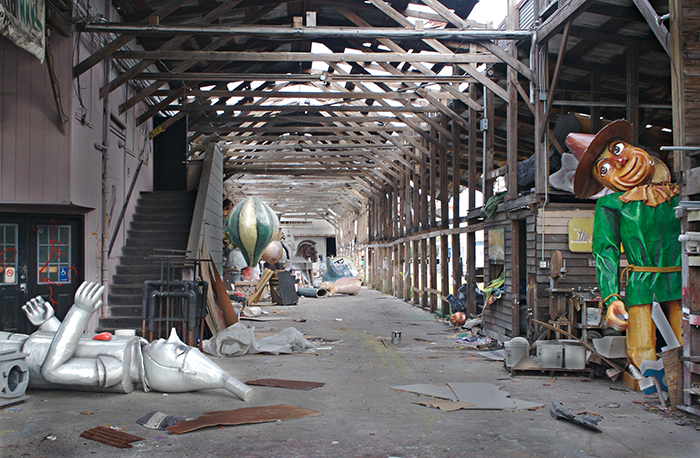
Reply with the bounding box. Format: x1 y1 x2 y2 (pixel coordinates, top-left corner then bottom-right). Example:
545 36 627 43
2 287 698 458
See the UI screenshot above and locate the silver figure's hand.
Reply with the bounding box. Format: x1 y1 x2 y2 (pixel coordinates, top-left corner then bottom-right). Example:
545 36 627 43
73 281 105 313
22 296 54 327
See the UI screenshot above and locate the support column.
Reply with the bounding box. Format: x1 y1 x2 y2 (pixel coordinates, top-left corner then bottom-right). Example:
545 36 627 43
452 107 463 299
627 40 640 143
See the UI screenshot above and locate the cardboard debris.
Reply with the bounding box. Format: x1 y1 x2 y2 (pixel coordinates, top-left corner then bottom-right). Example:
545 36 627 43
166 405 322 434
447 382 544 411
413 400 476 411
80 426 144 448
512 355 542 370
478 349 506 361
391 384 457 401
245 378 325 390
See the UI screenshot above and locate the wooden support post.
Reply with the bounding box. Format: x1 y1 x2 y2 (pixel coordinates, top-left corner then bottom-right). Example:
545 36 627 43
421 238 428 309
511 220 521 336
429 129 438 229
534 42 547 196
420 141 429 231
506 0 519 200
429 236 438 313
467 84 479 316
507 64 519 200
485 88 495 200
590 65 601 133
452 111 463 298
627 40 640 143
412 239 420 306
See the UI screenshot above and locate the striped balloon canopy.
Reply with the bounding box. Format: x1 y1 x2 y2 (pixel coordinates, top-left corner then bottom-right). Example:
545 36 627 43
226 197 280 267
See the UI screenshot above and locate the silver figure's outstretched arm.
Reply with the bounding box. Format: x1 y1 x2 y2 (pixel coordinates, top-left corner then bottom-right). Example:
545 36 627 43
22 296 61 333
40 282 107 386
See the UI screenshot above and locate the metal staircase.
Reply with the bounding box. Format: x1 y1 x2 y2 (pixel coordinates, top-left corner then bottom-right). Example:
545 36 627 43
98 190 196 333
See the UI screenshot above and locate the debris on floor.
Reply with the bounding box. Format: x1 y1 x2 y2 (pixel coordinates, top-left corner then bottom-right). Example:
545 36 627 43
166 405 322 434
550 400 602 432
393 382 544 411
413 400 476 411
449 332 495 349
136 411 186 430
201 322 316 356
447 382 543 410
80 426 144 448
478 349 506 361
245 378 325 390
392 384 457 401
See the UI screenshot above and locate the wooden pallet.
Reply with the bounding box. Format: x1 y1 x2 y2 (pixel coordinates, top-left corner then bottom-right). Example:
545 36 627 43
510 366 595 380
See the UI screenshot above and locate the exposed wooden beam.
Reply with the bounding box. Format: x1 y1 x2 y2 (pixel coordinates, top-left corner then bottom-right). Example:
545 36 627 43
631 0 670 56
82 23 533 40
73 0 190 76
113 50 501 64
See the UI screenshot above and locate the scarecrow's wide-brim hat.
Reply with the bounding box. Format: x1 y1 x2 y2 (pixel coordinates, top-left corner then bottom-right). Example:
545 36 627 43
565 119 633 199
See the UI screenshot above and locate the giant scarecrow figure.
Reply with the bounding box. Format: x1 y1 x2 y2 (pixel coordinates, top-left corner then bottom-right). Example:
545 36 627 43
566 120 682 368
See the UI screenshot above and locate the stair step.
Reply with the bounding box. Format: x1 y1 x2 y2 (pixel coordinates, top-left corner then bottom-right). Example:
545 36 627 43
97 317 143 334
115 265 164 276
131 213 194 223
102 190 195 333
107 304 142 317
137 191 196 201
129 221 191 231
108 292 143 305
123 237 189 249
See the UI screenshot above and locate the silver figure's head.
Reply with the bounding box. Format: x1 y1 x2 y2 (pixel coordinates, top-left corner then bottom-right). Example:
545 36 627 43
142 329 252 401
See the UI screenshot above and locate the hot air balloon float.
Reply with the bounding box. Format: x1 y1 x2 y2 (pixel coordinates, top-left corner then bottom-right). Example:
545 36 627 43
226 197 280 267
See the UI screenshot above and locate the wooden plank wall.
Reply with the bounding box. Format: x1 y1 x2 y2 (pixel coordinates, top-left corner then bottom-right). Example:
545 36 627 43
0 35 72 204
677 0 700 415
482 208 536 340
482 212 515 340
532 204 599 330
681 0 700 148
480 202 600 341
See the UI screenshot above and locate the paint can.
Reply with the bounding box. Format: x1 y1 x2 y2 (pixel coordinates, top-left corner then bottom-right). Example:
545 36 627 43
391 331 402 345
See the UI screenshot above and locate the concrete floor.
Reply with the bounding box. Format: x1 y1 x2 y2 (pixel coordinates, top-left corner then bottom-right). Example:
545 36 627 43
2 287 698 457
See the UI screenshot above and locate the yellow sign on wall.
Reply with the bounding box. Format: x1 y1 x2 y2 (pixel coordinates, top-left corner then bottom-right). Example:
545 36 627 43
568 218 593 252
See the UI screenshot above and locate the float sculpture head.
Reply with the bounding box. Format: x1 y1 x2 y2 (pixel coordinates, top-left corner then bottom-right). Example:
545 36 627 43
566 119 670 198
143 329 253 400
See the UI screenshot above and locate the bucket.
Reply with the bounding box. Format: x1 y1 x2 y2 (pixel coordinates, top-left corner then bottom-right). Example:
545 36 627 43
391 331 402 345
560 340 586 370
535 340 563 368
504 337 529 368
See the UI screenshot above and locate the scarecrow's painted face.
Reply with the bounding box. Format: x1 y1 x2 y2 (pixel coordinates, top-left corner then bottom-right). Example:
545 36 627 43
593 140 655 192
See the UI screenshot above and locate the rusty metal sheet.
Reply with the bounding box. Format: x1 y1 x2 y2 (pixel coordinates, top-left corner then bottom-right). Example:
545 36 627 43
80 426 144 448
245 378 325 390
166 404 322 435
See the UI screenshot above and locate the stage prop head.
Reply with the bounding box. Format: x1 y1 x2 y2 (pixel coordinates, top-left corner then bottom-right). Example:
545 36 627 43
566 120 670 198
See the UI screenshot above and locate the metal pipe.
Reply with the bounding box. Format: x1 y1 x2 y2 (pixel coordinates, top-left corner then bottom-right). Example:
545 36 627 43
82 23 533 40
99 6 112 314
297 287 328 298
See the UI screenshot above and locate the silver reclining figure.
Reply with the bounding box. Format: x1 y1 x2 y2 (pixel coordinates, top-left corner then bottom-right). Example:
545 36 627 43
0 281 252 401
